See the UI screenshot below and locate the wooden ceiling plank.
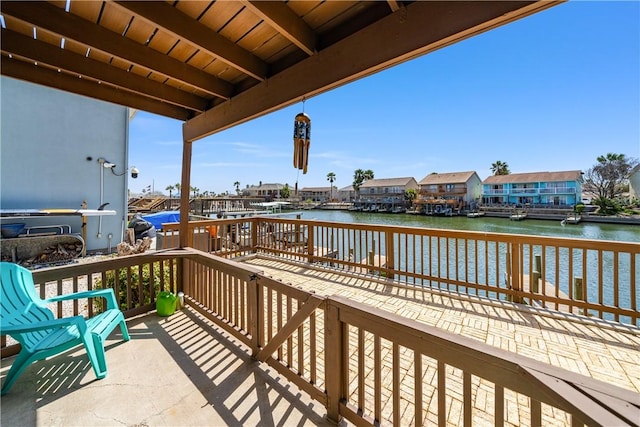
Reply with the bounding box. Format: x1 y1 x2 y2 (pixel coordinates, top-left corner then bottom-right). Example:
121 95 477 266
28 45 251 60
113 1 268 81
184 0 561 141
123 13 158 46
303 1 361 30
217 8 262 48
149 32 193 60
197 1 245 32
67 0 103 23
236 19 282 57
0 1 233 98
242 1 316 56
99 1 134 34
1 58 191 121
0 29 208 112
185 50 216 71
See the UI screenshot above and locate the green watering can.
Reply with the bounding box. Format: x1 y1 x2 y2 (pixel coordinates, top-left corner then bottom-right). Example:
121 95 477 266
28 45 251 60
156 291 177 317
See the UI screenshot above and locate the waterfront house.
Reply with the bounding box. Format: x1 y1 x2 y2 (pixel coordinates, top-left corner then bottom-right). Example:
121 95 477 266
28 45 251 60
416 171 482 213
337 185 356 202
358 177 418 211
482 170 583 207
244 183 285 200
299 186 331 202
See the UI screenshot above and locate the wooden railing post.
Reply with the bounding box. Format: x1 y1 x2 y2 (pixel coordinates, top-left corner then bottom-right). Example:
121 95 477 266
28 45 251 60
251 218 259 253
325 300 343 423
385 230 394 280
510 241 523 303
532 254 542 294
249 274 260 356
306 225 315 263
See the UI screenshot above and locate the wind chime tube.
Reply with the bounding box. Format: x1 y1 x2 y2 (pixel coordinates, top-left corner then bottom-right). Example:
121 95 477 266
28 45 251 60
293 112 311 174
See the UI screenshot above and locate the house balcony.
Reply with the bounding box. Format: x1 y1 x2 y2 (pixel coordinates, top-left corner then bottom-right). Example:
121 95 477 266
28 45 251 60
420 188 468 197
2 217 639 426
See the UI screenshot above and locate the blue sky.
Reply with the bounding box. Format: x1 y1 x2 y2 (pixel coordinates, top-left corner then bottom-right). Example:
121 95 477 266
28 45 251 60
129 1 639 196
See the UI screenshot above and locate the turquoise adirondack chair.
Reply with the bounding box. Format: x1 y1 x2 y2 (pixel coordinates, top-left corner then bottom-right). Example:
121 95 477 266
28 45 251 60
0 262 130 395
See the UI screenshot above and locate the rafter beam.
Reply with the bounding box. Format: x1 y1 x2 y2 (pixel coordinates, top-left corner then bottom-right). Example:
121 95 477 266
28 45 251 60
0 29 208 113
242 1 317 56
387 1 401 13
112 1 268 81
0 1 233 99
1 58 191 121
184 1 561 141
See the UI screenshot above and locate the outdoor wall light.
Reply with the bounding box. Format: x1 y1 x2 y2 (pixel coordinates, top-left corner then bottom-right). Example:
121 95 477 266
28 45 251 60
97 157 139 178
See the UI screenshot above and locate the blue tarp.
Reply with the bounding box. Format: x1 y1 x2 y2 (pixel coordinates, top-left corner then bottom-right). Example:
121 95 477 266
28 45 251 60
141 211 180 231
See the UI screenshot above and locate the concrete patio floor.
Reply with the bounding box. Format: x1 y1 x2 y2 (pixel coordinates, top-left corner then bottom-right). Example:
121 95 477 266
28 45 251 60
1 308 338 427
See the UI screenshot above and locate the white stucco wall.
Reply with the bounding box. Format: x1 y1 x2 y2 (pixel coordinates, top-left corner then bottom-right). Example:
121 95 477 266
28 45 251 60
1 77 130 252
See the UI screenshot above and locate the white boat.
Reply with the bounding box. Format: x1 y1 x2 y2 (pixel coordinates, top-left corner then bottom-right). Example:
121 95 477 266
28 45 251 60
510 211 527 221
467 211 485 218
563 214 582 224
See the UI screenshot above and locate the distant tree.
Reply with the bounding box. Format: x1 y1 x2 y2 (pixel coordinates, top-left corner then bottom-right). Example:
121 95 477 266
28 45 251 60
280 184 291 199
404 188 417 204
353 169 374 196
174 182 181 196
327 172 336 200
234 181 241 195
191 186 199 198
165 185 175 199
491 161 510 176
583 153 639 201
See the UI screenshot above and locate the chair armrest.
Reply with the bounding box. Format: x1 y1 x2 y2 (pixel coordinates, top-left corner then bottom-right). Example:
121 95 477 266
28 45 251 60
46 288 119 310
1 315 86 335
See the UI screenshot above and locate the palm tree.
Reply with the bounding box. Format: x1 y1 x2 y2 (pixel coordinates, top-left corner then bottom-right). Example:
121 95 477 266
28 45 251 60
165 185 175 199
191 186 199 198
234 181 241 195
353 169 374 197
326 172 336 200
490 161 511 176
174 182 181 197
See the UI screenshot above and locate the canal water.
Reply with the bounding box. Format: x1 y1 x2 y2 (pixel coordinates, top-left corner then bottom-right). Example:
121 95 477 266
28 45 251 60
295 210 639 243
292 209 638 324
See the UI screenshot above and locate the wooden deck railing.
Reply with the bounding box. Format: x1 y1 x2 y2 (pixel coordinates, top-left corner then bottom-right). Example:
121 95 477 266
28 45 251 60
2 250 637 425
182 249 638 426
163 217 639 326
0 251 180 357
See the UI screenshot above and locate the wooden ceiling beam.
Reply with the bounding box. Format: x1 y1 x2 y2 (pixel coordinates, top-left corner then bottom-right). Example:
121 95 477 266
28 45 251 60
0 1 234 98
1 58 191 121
0 29 208 113
112 0 268 81
387 1 401 13
184 1 561 142
242 1 317 56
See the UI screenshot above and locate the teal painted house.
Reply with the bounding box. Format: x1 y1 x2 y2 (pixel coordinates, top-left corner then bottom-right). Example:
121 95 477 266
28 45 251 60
481 170 583 207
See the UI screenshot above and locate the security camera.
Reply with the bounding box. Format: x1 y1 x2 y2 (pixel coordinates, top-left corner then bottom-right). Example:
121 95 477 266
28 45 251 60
103 162 116 169
130 167 139 179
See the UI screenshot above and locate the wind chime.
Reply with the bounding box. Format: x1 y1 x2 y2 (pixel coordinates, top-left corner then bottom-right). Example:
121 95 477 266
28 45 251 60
293 111 311 174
